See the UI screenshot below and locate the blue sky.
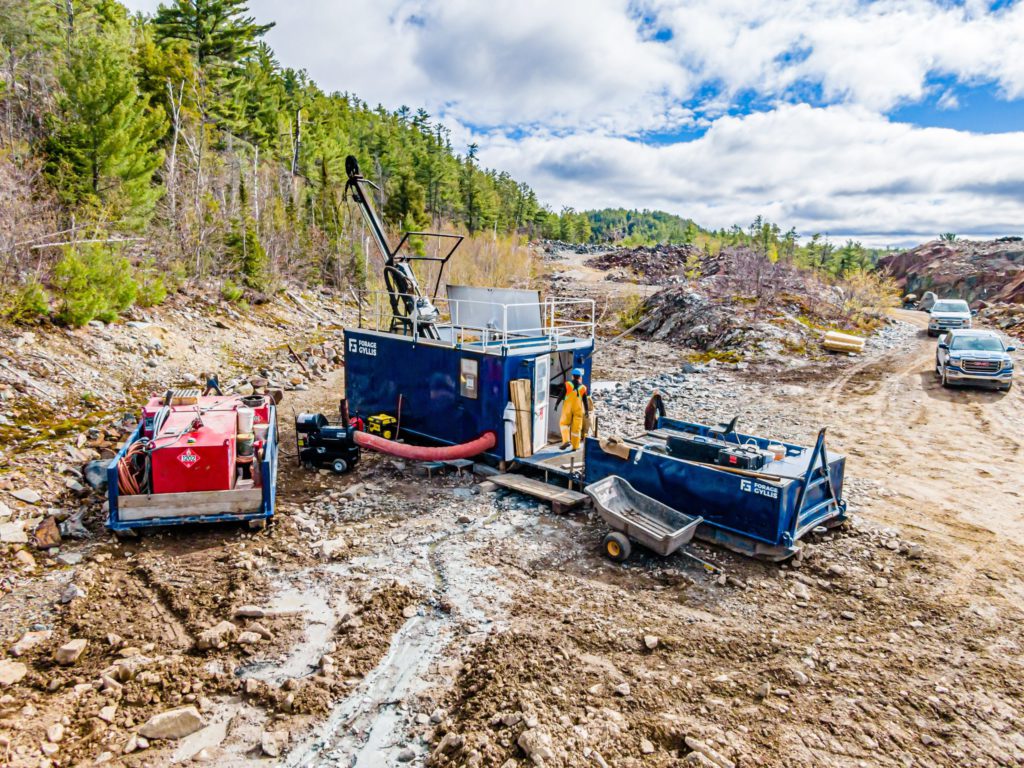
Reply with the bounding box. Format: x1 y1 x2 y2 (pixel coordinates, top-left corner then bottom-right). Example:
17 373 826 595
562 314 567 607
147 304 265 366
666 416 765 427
123 0 1024 246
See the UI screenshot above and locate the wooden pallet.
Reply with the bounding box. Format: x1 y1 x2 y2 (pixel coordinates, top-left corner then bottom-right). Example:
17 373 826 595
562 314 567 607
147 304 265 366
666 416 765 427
489 473 588 514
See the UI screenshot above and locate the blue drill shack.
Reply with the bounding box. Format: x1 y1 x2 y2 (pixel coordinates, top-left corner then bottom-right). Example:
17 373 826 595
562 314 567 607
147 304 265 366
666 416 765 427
341 154 594 465
344 286 595 463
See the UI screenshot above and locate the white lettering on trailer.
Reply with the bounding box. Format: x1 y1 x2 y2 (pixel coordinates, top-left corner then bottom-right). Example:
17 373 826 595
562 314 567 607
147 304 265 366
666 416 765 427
740 478 779 500
348 339 377 357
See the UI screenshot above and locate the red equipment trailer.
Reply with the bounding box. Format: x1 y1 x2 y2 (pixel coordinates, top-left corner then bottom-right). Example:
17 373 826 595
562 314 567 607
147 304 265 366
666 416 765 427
106 390 279 532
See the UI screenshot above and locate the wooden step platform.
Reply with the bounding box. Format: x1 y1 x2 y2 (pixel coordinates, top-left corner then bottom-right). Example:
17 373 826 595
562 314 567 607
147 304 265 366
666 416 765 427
489 473 589 515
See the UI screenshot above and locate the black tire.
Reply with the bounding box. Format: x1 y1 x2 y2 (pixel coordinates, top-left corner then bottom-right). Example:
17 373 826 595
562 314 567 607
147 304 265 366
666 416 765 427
332 458 348 474
602 532 632 562
1002 382 1013 392
941 369 951 388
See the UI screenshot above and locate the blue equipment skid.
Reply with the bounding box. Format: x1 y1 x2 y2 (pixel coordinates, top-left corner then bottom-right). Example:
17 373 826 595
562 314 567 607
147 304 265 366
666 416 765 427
584 417 846 560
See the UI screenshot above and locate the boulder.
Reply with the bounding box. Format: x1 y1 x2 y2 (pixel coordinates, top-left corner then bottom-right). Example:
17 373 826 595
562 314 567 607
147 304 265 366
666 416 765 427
0 522 27 544
33 517 61 549
82 461 109 492
196 621 237 650
11 629 52 657
138 706 204 740
10 488 41 504
0 659 28 686
54 638 87 665
517 729 555 764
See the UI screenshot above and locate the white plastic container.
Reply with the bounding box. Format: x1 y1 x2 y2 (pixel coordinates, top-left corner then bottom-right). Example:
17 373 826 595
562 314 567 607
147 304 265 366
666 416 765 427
768 443 786 461
237 407 255 434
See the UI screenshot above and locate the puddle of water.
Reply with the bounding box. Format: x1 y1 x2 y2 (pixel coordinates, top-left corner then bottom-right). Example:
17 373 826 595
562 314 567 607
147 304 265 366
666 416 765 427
239 572 349 684
284 505 526 766
286 612 446 767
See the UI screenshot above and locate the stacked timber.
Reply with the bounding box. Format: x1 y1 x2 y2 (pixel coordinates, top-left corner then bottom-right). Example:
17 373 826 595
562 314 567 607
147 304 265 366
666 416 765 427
510 379 533 457
823 330 866 354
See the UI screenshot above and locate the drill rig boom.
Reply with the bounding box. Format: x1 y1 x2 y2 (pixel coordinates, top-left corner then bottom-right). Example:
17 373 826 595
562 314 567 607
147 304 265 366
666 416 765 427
344 155 463 337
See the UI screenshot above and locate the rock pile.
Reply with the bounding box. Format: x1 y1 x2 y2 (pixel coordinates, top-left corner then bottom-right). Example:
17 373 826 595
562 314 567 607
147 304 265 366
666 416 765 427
880 236 1024 305
587 243 703 285
977 302 1024 340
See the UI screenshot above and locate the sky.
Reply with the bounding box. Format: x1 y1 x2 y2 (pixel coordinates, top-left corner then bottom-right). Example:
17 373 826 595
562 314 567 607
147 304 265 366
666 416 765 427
122 0 1024 246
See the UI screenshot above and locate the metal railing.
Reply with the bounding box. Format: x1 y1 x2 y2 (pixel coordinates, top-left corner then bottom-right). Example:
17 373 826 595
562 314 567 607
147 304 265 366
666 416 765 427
356 291 596 354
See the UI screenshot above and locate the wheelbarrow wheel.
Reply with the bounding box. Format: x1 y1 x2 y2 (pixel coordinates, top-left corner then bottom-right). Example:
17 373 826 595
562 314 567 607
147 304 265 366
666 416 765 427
332 458 348 474
602 532 631 562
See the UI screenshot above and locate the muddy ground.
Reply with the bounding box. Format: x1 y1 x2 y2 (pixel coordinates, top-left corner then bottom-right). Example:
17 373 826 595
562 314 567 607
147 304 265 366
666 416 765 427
1 259 1023 768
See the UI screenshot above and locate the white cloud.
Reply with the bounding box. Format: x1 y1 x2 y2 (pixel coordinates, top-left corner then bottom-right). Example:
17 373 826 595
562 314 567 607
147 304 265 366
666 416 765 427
645 0 1024 111
476 105 1024 245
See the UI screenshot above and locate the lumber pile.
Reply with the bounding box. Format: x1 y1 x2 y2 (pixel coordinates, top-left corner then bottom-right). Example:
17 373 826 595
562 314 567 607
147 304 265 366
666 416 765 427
823 330 866 354
509 379 533 457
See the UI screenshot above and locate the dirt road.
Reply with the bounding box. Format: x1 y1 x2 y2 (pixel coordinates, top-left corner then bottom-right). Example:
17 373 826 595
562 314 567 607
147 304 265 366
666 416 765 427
820 309 1024 572
2 295 1023 768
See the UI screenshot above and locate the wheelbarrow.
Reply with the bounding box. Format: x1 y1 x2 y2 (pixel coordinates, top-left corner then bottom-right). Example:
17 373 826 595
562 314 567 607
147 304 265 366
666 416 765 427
585 475 717 571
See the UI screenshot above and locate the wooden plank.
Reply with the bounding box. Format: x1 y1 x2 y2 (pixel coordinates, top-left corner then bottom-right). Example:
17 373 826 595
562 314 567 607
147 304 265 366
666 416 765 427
489 473 587 508
510 379 533 458
119 487 263 521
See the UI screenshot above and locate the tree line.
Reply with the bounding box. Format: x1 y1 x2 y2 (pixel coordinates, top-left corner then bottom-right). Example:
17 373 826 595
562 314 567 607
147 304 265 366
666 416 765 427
0 0 559 325
574 209 889 278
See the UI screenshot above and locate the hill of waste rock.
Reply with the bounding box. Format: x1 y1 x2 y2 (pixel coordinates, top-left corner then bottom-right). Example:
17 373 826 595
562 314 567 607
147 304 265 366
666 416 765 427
879 237 1024 304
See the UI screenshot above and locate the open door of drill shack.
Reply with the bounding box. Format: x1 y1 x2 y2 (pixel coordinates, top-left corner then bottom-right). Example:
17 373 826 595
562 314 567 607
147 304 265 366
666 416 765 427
106 393 279 531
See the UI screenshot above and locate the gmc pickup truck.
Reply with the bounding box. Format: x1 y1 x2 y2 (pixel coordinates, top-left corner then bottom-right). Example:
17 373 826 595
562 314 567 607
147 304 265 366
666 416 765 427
936 329 1016 391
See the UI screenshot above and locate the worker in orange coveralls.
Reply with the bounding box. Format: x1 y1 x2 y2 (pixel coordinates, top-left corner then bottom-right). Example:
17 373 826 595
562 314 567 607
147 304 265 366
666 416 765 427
559 367 589 450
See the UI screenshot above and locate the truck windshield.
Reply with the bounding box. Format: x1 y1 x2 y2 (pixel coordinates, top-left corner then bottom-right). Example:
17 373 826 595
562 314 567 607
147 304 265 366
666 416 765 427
950 336 1004 352
932 301 969 313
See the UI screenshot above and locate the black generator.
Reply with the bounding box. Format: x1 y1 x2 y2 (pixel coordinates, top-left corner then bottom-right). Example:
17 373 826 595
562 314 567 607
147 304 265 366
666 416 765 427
295 413 360 474
666 431 770 472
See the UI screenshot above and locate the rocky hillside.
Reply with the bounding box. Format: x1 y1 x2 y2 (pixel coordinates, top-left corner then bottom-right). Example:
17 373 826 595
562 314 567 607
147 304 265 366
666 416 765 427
879 237 1024 304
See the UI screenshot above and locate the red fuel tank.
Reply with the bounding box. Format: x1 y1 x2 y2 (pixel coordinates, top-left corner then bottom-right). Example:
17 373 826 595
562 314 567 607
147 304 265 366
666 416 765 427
150 409 237 494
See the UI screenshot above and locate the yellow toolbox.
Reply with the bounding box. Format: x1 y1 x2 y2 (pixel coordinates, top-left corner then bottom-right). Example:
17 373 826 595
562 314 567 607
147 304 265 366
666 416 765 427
367 413 397 440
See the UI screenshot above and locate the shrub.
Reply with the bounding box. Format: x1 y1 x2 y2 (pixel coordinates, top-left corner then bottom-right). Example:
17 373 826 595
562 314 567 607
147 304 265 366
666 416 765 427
52 243 137 327
842 270 900 320
617 293 648 331
134 258 168 308
221 278 244 303
3 278 51 324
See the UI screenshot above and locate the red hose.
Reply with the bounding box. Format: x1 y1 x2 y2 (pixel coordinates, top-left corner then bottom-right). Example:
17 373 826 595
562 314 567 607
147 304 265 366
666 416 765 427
353 430 496 461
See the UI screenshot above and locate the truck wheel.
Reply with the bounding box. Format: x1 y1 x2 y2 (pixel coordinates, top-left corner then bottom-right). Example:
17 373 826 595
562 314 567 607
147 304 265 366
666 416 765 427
332 458 348 474
602 532 631 562
941 370 950 388
1002 382 1013 392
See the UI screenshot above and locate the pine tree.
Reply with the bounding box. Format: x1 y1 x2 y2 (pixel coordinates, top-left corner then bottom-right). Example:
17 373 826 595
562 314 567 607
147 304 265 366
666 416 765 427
153 0 273 130
45 33 166 227
152 0 272 73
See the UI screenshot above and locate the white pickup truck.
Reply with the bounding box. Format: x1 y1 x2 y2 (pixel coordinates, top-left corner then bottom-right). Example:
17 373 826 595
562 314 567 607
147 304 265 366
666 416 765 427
927 299 975 337
936 329 1016 391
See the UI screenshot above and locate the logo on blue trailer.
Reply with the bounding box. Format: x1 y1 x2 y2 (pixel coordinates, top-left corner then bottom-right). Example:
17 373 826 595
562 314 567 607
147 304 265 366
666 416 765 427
740 478 778 500
348 338 377 357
